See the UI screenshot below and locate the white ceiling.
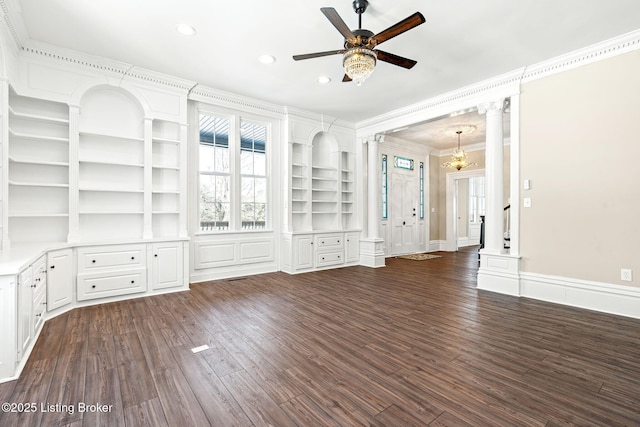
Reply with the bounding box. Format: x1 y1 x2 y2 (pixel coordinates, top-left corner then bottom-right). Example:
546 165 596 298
10 0 640 147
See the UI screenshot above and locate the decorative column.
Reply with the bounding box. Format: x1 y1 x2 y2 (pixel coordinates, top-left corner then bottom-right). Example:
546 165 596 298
67 105 81 243
477 98 521 296
360 134 385 268
367 134 381 240
478 99 505 254
143 117 153 239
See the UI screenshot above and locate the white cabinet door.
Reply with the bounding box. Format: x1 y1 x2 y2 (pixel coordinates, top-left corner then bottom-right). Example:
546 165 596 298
0 277 17 379
47 249 73 311
17 266 33 359
293 235 314 270
345 232 360 263
151 242 183 290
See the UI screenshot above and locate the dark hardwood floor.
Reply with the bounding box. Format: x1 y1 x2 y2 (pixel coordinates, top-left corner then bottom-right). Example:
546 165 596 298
1 250 640 426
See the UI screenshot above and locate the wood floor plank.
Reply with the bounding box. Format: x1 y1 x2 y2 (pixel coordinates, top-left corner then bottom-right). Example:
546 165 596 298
220 370 298 427
372 403 430 427
0 357 56 427
170 344 252 427
150 364 210 427
83 368 125 427
113 332 158 408
40 339 88 426
123 398 169 427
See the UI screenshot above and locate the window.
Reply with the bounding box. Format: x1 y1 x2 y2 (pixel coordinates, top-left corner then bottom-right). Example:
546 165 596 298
469 176 485 223
199 114 231 231
199 113 269 232
240 120 267 230
381 154 388 219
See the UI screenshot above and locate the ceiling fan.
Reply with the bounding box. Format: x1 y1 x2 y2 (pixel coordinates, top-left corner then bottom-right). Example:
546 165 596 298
293 0 425 86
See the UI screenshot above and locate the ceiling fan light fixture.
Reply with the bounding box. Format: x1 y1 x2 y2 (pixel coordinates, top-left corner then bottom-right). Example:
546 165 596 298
343 48 376 86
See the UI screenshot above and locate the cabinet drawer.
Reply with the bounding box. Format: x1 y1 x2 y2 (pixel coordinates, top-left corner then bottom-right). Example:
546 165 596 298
77 268 147 301
32 256 47 297
316 251 344 267
33 286 46 332
77 245 146 272
316 234 344 249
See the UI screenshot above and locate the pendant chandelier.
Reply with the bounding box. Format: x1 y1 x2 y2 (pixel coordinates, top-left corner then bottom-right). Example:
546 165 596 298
441 130 477 171
343 47 377 86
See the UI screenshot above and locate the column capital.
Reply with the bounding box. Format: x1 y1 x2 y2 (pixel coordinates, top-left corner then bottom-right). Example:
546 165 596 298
477 99 506 115
362 134 385 144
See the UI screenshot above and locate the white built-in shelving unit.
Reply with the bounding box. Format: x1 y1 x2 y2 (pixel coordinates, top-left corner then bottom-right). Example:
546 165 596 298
6 87 70 245
151 120 181 237
77 87 146 241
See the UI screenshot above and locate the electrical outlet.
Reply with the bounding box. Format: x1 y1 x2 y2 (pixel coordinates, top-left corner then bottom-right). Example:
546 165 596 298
621 269 633 282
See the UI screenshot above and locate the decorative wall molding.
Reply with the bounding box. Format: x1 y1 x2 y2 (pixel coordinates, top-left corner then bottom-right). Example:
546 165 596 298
521 28 640 84
20 41 196 92
191 85 286 118
0 0 27 50
520 271 640 320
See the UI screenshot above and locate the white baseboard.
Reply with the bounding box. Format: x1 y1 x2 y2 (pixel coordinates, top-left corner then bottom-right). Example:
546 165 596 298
429 240 447 252
520 272 640 319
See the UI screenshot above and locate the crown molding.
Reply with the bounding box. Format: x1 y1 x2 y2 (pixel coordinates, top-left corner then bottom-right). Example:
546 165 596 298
284 106 355 131
190 85 286 118
521 28 640 83
0 0 27 50
21 40 196 92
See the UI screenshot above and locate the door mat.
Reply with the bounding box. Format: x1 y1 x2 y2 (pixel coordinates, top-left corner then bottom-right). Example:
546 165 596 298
397 253 442 261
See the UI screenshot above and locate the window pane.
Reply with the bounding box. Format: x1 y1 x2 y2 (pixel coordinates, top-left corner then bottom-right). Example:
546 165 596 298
241 177 255 201
241 150 254 175
254 152 266 176
255 178 266 203
199 114 230 173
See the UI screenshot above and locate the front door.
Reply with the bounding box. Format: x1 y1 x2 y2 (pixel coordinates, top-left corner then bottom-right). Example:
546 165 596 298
390 172 418 255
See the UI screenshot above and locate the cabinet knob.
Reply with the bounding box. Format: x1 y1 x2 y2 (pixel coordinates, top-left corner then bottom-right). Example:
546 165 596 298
154 254 158 257
131 280 135 284
337 240 340 243
92 285 96 289
31 284 37 288
92 260 96 263
35 313 42 318
50 265 55 269
131 256 135 260
338 255 340 259
322 257 325 260
321 241 325 244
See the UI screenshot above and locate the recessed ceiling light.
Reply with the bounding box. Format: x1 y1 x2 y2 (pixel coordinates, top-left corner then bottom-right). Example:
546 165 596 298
317 76 331 84
176 24 197 37
258 55 276 64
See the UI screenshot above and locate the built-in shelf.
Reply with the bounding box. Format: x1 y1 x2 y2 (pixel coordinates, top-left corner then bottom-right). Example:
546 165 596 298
152 164 180 170
79 130 144 142
79 159 144 168
9 106 69 124
80 211 144 215
9 156 69 167
152 136 180 145
79 187 144 193
9 181 69 188
9 129 68 143
152 211 179 215
9 213 69 218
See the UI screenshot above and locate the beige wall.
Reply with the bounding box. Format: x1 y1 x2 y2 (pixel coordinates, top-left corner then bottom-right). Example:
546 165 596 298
520 50 640 287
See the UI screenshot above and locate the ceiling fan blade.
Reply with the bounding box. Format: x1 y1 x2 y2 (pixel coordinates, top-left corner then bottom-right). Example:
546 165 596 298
373 12 425 45
342 74 352 82
375 50 417 69
293 50 346 61
321 7 356 41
